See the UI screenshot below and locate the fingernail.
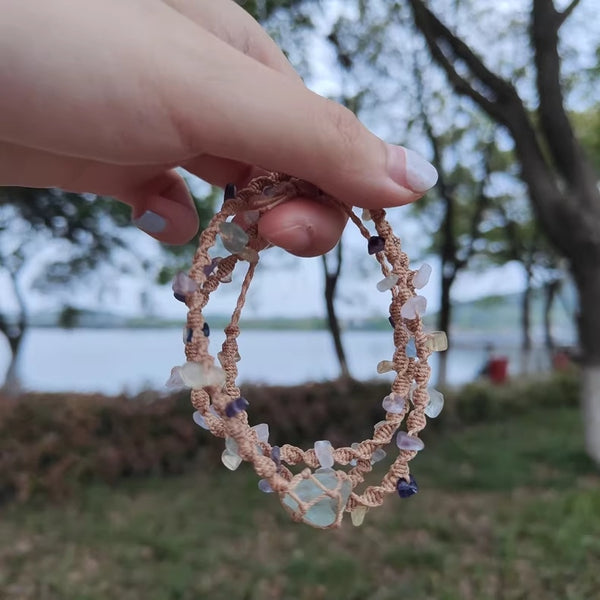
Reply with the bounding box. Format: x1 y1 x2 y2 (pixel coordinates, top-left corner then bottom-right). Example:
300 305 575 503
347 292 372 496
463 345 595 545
133 210 166 234
388 145 438 193
270 224 314 253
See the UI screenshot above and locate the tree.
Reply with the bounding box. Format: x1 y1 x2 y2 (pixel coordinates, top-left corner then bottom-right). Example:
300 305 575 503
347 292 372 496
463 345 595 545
0 188 130 392
408 0 600 463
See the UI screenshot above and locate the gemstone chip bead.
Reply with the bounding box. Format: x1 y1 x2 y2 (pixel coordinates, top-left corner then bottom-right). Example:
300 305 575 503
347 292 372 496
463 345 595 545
382 393 405 414
424 388 444 418
413 263 432 289
314 440 335 469
424 331 448 352
396 431 425 451
172 272 197 302
219 221 249 254
225 397 249 418
351 506 368 527
377 274 400 292
400 295 427 319
396 474 419 498
376 360 395 374
367 235 385 254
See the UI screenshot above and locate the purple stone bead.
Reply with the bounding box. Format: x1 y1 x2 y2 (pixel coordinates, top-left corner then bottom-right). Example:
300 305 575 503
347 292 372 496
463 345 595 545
203 257 221 277
396 431 425 451
224 183 236 200
271 445 281 470
202 322 210 337
172 272 197 301
258 479 274 493
396 474 419 498
368 235 385 255
388 316 396 328
225 397 249 418
185 328 193 343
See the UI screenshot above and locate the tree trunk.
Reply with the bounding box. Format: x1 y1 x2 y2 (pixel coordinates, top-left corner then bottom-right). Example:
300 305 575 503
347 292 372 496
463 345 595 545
1 328 25 395
521 266 533 352
543 280 559 350
437 273 453 387
572 262 600 464
321 242 351 380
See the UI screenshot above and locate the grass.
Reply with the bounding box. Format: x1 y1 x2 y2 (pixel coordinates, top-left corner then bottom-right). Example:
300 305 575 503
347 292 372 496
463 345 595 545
1 406 599 600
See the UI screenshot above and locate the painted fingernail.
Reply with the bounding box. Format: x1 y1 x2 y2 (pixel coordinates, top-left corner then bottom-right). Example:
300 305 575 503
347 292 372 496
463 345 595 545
387 145 438 193
271 224 314 253
132 210 166 234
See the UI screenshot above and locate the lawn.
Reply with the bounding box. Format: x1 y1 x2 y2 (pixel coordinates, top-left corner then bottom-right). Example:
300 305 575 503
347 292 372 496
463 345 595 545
1 406 599 600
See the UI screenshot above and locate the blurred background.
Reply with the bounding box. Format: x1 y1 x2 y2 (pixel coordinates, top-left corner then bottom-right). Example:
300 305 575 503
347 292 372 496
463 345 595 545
1 0 599 598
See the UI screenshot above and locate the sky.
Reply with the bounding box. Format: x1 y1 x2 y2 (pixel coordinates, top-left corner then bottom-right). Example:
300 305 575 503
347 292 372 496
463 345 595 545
3 0 594 323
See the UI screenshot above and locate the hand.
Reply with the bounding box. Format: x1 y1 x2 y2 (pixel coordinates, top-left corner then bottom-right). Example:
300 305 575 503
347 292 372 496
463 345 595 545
0 0 437 255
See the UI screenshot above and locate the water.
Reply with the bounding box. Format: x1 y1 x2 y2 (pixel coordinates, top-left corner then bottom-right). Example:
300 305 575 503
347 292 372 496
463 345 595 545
0 328 556 395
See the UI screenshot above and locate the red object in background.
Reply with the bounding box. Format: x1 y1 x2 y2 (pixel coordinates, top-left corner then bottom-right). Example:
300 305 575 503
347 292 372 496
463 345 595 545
552 351 570 371
488 357 508 384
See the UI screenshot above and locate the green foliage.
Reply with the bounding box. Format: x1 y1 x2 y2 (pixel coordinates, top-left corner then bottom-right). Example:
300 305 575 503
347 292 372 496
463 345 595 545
0 372 581 506
0 393 598 600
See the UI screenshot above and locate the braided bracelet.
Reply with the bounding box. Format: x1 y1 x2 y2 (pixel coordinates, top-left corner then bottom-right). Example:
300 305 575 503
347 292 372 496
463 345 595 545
166 173 447 529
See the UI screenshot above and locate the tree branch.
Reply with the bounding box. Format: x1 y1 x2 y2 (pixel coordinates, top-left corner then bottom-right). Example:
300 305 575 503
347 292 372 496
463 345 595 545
532 0 588 186
407 0 523 129
558 0 582 26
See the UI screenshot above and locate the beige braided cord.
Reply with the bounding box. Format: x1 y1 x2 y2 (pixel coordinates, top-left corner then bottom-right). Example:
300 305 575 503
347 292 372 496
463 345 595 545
177 173 436 528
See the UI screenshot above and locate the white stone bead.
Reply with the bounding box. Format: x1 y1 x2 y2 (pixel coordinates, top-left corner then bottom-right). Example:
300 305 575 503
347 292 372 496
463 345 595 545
396 431 425 451
361 208 372 221
165 366 186 390
178 361 226 388
425 388 445 418
192 411 209 430
377 274 400 292
400 295 427 319
221 449 242 471
371 448 387 464
314 440 335 469
376 360 395 374
424 331 448 352
413 263 432 289
252 423 269 444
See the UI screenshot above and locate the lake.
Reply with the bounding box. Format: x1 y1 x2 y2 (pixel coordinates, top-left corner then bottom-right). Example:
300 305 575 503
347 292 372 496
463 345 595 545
0 328 559 395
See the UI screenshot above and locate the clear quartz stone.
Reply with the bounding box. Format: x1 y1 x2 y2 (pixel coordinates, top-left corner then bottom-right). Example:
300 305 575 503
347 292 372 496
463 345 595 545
238 247 259 263
400 295 427 319
177 361 226 388
371 448 387 464
382 393 406 414
192 411 209 430
221 449 242 471
282 469 351 528
225 436 239 455
424 331 448 352
413 263 432 289
165 366 186 390
396 431 425 451
406 338 417 358
377 274 400 292
351 506 368 527
425 388 445 418
217 350 241 365
314 440 335 469
252 423 269 444
219 221 249 254
361 208 372 221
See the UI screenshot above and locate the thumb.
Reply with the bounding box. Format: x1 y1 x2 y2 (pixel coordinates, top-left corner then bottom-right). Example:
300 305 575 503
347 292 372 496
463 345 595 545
171 30 437 209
